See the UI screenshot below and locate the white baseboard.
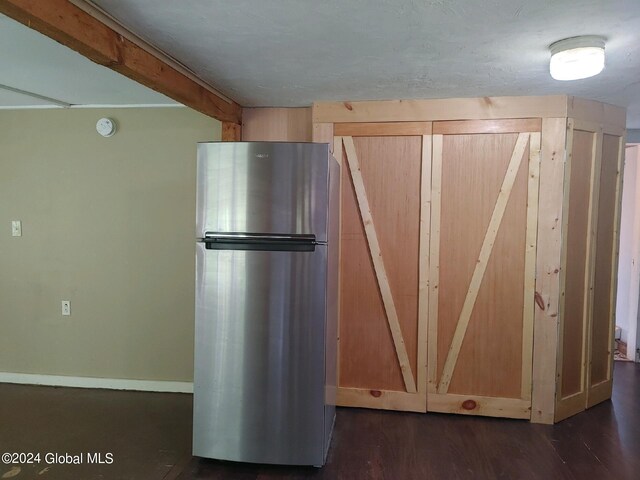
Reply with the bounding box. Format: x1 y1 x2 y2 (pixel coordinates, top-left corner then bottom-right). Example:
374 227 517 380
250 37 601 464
0 372 193 393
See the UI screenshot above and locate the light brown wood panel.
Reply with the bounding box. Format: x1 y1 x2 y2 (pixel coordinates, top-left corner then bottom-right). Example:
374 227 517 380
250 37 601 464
221 122 241 141
241 107 311 141
313 96 569 123
433 118 541 135
340 159 402 391
560 130 595 398
313 123 334 153
427 394 531 419
589 134 621 388
335 122 431 136
342 137 416 392
338 388 425 413
436 133 528 399
568 97 627 130
417 134 432 398
339 136 422 394
531 118 568 424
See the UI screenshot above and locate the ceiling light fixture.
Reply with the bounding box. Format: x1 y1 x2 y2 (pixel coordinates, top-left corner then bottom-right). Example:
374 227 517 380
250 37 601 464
549 35 606 81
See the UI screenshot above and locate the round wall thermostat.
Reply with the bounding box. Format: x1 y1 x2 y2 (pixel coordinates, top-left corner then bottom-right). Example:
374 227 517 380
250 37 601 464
96 117 117 137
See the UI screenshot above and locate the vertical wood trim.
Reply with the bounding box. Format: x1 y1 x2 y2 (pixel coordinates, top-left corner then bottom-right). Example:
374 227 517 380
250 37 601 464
221 122 242 141
334 135 343 388
333 136 343 167
530 118 567 424
555 119 574 409
607 134 625 382
428 135 443 393
522 132 541 400
342 136 417 393
584 129 603 394
418 134 432 401
437 133 530 394
313 122 334 152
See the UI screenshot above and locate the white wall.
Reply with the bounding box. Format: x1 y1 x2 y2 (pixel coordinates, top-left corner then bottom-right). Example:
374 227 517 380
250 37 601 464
616 145 640 360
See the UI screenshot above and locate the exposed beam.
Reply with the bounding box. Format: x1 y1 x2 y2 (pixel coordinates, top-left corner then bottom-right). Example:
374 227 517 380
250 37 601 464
0 0 242 124
221 122 242 141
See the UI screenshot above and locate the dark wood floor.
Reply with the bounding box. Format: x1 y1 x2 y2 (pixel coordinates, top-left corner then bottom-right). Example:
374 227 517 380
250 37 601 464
1 362 638 480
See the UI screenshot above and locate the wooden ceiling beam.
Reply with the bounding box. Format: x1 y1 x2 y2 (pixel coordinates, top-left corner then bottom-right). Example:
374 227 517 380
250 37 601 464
0 0 242 124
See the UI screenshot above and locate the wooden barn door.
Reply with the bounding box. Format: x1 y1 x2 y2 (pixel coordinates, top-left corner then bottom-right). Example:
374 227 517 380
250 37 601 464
554 121 598 421
555 121 624 421
586 132 624 408
427 119 541 419
334 122 431 412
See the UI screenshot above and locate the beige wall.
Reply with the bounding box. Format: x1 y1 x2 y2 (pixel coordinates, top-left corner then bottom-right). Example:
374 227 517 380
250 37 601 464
0 107 220 381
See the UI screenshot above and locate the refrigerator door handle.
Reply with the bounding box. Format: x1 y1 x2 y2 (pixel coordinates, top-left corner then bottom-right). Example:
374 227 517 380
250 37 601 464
202 232 318 252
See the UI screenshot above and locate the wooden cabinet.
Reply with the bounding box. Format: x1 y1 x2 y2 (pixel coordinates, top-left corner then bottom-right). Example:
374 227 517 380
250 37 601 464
427 120 540 418
251 95 626 424
555 121 624 421
313 96 626 423
334 124 430 412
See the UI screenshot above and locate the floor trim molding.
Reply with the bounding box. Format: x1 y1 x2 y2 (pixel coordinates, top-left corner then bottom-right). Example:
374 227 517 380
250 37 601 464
0 372 193 393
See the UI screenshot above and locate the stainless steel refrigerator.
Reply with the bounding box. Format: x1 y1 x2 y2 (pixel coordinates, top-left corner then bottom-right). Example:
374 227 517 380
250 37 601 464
193 142 338 467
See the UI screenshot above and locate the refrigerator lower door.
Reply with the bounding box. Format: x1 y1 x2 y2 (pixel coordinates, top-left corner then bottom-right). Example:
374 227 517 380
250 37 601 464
193 242 328 466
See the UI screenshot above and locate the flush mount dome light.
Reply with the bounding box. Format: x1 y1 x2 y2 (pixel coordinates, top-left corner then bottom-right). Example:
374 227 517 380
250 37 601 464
549 35 606 81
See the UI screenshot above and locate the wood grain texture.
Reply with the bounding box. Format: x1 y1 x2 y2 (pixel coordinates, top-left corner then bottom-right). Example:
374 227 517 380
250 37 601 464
521 132 541 400
334 137 344 388
339 135 421 396
554 120 575 422
340 168 401 391
606 136 625 387
334 122 432 136
433 118 542 135
568 96 627 129
0 0 242 123
417 135 431 402
427 135 443 393
560 130 595 399
343 136 416 393
435 131 529 400
438 133 530 394
427 130 528 404
313 123 334 153
337 387 425 413
427 393 531 419
241 107 311 141
313 96 569 123
531 118 567 424
588 134 621 388
580 128 603 416
221 122 241 141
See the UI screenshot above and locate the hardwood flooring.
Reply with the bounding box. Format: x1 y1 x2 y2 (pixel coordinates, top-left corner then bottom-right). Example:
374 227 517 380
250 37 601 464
0 362 638 479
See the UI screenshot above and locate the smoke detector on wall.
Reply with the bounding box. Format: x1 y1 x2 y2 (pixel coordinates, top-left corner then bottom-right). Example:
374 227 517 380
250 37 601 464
96 117 117 137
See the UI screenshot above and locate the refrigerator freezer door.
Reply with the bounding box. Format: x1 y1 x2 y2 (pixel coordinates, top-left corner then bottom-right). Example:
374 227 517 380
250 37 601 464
193 242 327 466
196 142 330 242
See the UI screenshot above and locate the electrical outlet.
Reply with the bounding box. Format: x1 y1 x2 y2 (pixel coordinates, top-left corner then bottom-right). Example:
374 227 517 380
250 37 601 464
11 220 21 237
61 300 71 316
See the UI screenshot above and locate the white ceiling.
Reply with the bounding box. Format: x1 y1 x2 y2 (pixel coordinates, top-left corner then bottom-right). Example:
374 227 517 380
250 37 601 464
91 0 640 127
0 14 177 107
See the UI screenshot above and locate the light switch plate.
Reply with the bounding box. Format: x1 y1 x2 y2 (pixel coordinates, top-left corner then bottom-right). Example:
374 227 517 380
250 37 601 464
11 220 21 237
